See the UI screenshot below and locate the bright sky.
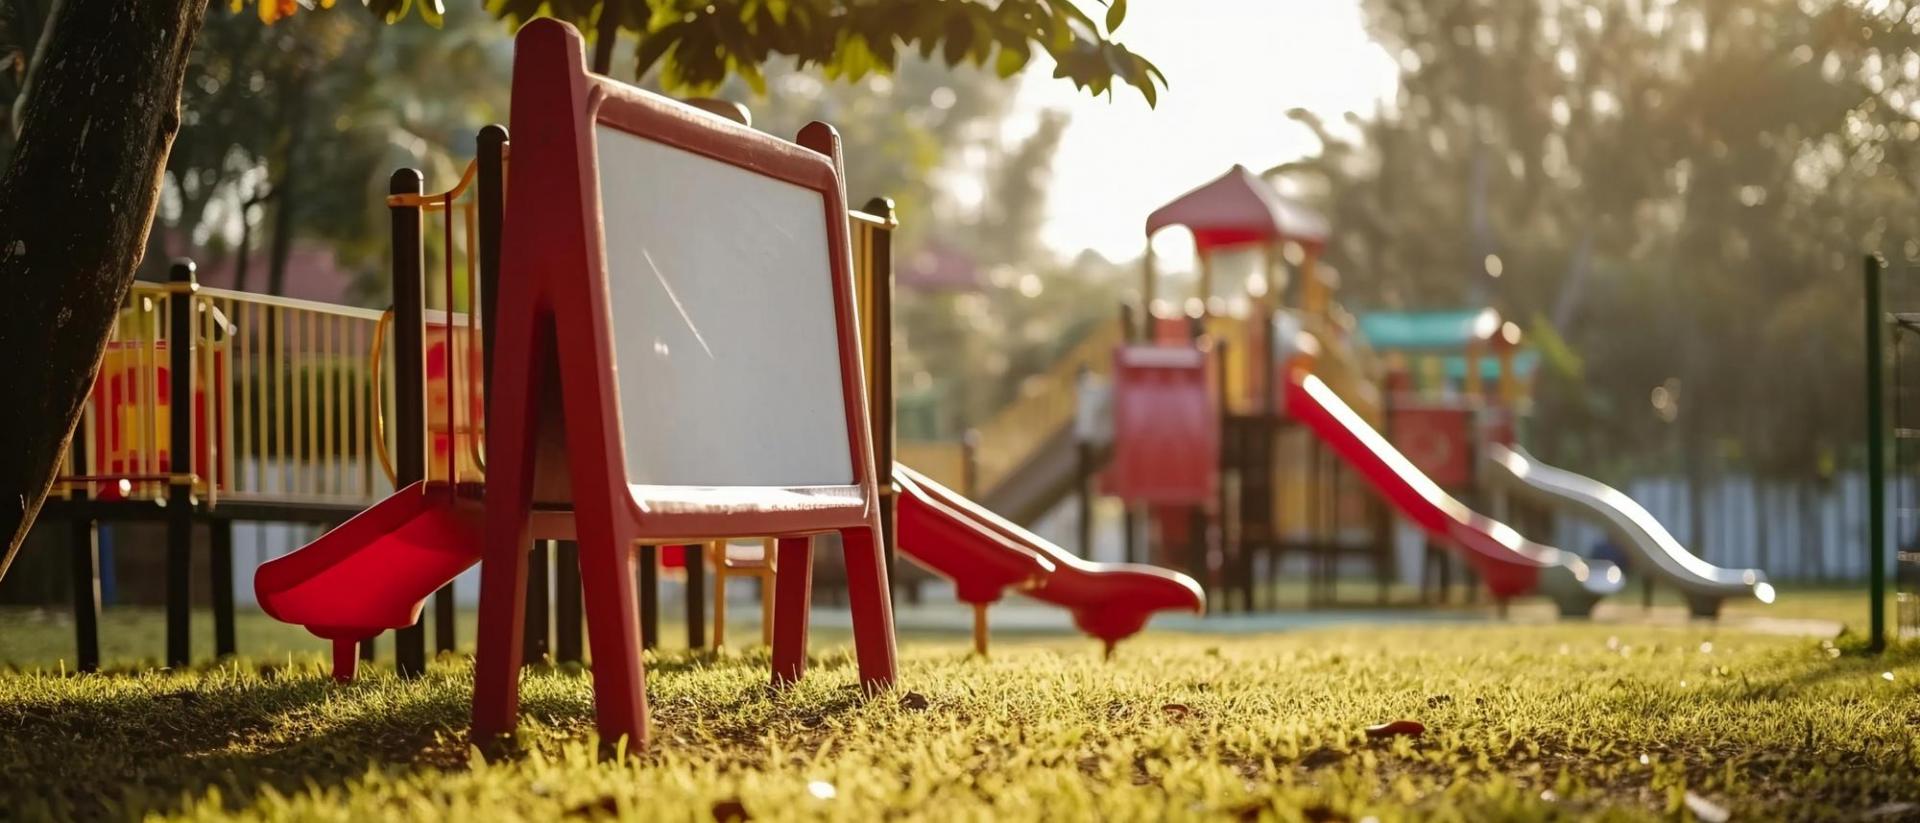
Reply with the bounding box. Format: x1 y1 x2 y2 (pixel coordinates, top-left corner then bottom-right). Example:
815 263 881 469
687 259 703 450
1009 0 1400 263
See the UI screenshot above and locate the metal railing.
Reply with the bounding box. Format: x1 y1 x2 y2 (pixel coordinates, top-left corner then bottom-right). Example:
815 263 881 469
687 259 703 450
58 270 391 508
381 127 503 493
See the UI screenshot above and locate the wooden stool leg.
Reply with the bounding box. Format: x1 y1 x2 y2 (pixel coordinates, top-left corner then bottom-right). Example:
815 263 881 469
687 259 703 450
841 524 898 693
770 536 813 685
972 603 989 657
760 538 777 647
711 541 728 650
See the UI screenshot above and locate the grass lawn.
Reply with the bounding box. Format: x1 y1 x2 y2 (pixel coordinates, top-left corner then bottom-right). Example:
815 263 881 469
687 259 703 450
0 590 1916 821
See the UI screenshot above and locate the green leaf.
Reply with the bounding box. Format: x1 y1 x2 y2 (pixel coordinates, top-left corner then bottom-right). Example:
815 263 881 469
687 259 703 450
482 0 1165 105
363 0 408 25
942 11 974 66
633 22 690 77
994 43 1029 78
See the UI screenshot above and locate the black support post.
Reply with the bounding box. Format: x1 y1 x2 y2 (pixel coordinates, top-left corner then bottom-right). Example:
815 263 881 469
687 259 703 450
165 260 196 668
554 540 583 663
211 519 235 657
1216 340 1232 613
863 197 899 603
639 544 660 649
67 422 102 672
525 542 551 663
70 517 101 672
434 584 457 654
391 168 430 677
456 126 511 657
685 543 706 649
1866 254 1889 653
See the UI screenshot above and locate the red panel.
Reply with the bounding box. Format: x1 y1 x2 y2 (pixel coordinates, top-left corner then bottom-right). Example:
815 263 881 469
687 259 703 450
1104 345 1219 505
85 342 229 498
1387 405 1475 490
1150 315 1195 345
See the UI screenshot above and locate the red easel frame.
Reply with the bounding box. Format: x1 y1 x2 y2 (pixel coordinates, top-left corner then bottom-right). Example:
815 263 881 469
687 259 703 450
470 19 897 748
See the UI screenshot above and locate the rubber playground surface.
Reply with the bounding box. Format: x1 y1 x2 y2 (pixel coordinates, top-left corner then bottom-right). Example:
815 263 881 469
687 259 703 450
1 589 1913 821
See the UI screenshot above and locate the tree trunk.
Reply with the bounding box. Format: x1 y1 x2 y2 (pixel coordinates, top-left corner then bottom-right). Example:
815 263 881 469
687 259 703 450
264 72 308 297
0 0 209 575
591 6 618 75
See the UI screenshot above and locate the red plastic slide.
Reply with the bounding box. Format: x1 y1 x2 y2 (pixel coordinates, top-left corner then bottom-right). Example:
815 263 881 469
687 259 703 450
894 463 1204 651
1282 371 1621 613
1104 344 1218 505
255 481 483 680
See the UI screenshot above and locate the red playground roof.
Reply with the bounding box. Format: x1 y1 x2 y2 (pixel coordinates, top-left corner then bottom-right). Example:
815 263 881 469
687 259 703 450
1144 165 1329 252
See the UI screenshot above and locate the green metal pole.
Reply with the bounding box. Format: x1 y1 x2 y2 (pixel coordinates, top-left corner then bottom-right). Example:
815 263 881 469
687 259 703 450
1866 254 1888 653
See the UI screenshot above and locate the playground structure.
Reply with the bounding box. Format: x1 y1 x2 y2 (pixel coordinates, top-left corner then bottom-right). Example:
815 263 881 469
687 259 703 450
873 155 1782 618
34 21 1206 688
1087 165 1635 615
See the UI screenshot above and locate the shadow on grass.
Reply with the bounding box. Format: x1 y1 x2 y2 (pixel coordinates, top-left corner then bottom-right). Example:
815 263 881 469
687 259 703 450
0 649 881 821
0 669 476 819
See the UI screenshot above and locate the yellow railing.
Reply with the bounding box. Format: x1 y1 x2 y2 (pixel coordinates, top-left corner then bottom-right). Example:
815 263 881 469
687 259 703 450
850 209 891 408
61 283 193 503
59 282 391 507
896 440 967 490
969 320 1125 494
209 288 388 504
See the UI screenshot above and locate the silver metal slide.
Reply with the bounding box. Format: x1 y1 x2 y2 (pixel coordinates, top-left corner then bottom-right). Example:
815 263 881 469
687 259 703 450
1482 444 1773 617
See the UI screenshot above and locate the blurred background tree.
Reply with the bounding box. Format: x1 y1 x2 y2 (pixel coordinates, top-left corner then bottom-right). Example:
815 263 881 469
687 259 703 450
150 5 510 299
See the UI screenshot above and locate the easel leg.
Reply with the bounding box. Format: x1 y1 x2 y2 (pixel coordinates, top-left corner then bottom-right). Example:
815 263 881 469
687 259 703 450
578 531 649 749
841 524 898 693
770 536 814 685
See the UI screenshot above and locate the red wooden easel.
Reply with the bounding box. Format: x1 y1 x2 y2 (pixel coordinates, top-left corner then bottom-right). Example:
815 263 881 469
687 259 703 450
470 19 897 748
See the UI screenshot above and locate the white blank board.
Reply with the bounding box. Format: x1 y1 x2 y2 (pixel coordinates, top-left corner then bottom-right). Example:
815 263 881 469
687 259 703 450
595 123 855 487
